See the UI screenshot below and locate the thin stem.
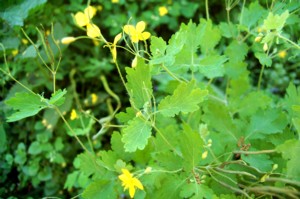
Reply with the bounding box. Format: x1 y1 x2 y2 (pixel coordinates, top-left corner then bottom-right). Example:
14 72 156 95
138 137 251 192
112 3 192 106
257 64 265 90
152 125 182 157
214 167 257 179
54 106 89 153
277 34 300 49
233 149 276 155
205 0 210 20
160 63 183 83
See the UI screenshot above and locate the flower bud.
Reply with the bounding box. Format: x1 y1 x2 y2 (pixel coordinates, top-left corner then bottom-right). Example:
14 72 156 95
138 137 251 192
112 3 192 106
61 37 76 44
263 43 268 52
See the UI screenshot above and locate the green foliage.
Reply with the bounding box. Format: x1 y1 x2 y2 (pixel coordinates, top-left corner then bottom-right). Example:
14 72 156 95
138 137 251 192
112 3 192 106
1 0 300 198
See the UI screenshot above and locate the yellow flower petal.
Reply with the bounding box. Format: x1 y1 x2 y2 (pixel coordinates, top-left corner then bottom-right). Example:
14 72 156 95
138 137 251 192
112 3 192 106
112 0 119 3
74 12 89 27
70 109 78 120
159 6 168 16
278 50 287 58
129 186 136 198
132 178 144 190
136 21 146 33
84 6 97 19
91 93 98 104
114 33 122 44
87 23 101 38
123 25 136 35
139 32 151 41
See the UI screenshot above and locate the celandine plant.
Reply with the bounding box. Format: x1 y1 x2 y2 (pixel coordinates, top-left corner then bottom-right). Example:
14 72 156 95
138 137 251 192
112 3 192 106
1 1 300 199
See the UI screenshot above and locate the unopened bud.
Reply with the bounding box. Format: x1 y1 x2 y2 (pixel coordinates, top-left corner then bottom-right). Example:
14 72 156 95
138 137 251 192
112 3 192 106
144 167 152 174
263 43 268 52
202 151 208 159
61 37 76 45
254 36 262 42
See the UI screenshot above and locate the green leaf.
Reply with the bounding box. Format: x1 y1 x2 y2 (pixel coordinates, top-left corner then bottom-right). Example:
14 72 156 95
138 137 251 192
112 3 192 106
0 125 7 153
121 117 152 152
0 0 47 27
37 166 52 181
242 153 273 172
179 124 204 170
180 183 214 199
219 22 238 38
254 52 272 67
111 132 132 161
99 150 118 171
198 19 221 53
224 40 248 62
150 36 167 58
276 140 300 181
28 141 42 155
49 89 67 106
125 58 153 109
14 143 27 165
82 180 116 199
158 80 208 117
246 109 288 139
198 54 227 78
64 171 79 190
263 11 289 31
241 1 266 29
78 153 103 177
5 92 47 122
115 107 136 123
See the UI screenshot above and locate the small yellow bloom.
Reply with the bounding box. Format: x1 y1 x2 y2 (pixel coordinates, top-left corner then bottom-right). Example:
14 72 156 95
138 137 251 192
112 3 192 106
61 37 76 45
118 169 144 198
123 21 151 43
254 36 262 43
158 6 168 16
12 49 18 56
91 93 98 104
86 23 101 38
112 0 119 3
70 109 78 120
22 39 28 45
278 50 287 58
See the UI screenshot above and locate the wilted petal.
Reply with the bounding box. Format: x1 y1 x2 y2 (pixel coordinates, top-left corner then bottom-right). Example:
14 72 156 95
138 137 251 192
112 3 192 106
87 23 101 38
75 12 89 27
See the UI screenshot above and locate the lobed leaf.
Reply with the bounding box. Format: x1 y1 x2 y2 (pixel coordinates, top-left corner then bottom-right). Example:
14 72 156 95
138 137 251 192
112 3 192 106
158 80 208 117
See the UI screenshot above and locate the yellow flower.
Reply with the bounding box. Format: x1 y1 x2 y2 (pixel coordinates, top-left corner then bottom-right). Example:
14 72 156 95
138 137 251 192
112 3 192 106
112 0 119 3
158 6 168 16
22 39 28 45
118 169 144 198
86 23 101 38
91 93 98 104
123 21 151 43
70 109 78 120
12 49 18 56
61 37 76 45
278 50 287 58
74 6 97 27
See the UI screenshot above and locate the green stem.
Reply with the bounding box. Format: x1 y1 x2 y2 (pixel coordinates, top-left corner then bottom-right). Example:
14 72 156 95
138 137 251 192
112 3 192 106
257 64 265 90
54 106 89 153
161 63 184 82
277 34 300 49
205 0 210 20
233 149 276 155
